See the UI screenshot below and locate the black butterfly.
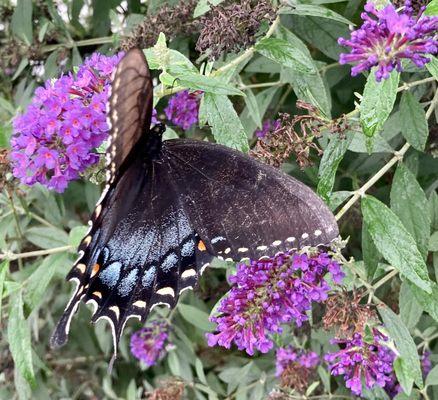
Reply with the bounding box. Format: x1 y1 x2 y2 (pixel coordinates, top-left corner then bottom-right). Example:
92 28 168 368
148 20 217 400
50 49 338 357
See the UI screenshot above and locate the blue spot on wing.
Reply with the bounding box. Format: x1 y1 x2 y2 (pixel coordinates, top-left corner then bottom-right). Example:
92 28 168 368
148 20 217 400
100 261 122 289
181 239 195 257
118 268 138 297
161 253 178 272
142 266 156 287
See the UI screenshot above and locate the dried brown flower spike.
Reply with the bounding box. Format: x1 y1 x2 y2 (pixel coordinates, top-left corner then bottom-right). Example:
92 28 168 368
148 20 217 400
323 290 377 338
251 101 349 168
145 378 185 400
120 0 199 51
196 0 277 60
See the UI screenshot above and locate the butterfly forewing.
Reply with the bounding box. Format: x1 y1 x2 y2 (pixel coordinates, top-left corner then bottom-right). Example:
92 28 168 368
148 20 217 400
106 48 153 183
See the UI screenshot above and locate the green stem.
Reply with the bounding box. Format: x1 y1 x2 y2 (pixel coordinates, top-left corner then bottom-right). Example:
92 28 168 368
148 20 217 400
0 245 73 261
336 88 438 221
239 80 282 89
362 269 399 303
41 36 114 53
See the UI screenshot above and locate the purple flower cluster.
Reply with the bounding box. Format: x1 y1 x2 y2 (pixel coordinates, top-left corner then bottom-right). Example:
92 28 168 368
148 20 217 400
325 329 396 396
164 90 200 130
276 346 319 377
338 1 438 81
10 52 123 192
130 320 169 367
206 250 344 355
254 119 281 138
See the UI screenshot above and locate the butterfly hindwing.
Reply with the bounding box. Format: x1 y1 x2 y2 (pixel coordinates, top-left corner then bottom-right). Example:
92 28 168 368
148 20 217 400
51 156 210 351
164 139 339 262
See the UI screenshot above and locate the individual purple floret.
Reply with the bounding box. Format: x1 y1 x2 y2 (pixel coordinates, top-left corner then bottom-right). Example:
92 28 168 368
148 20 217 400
338 1 438 81
10 52 124 192
164 90 200 130
276 346 319 377
206 250 344 356
421 350 432 377
130 320 169 367
325 329 396 396
254 119 281 138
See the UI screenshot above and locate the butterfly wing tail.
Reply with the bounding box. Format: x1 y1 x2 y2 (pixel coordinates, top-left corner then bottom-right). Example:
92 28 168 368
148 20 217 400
50 286 83 348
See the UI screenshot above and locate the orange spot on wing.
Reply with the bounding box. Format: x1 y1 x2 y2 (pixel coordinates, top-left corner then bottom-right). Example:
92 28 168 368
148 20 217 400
198 240 206 251
91 263 100 278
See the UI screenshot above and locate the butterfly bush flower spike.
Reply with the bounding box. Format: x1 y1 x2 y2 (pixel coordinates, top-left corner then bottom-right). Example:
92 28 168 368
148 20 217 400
338 1 438 81
276 346 320 392
130 321 170 367
206 250 344 355
164 90 200 130
325 328 397 396
10 52 124 192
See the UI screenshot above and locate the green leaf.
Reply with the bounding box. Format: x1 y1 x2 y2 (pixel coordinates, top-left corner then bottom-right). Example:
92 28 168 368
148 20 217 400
407 281 438 323
240 86 280 136
317 133 352 201
11 0 33 45
348 131 393 153
280 4 353 25
193 0 224 17
195 358 208 385
399 91 428 151
178 303 215 331
424 0 438 15
167 351 181 376
399 281 422 331
361 196 432 293
25 226 69 249
288 16 348 60
255 37 315 74
429 231 438 251
144 42 198 76
0 260 8 321
68 225 88 248
426 365 438 387
7 289 35 385
430 191 438 232
24 253 68 313
327 190 351 212
390 163 431 259
360 70 399 137
393 357 415 395
175 74 244 97
362 222 380 279
200 93 249 152
282 67 331 117
244 90 262 128
379 305 423 390
426 56 438 79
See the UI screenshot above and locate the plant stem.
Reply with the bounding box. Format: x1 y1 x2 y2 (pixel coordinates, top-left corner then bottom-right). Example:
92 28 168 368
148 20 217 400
0 245 73 261
336 88 438 221
41 36 114 53
397 76 436 92
362 269 399 303
239 80 282 89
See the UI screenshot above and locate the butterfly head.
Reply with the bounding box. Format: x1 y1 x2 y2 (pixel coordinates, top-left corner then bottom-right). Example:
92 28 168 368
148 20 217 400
145 122 166 159
151 122 166 138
